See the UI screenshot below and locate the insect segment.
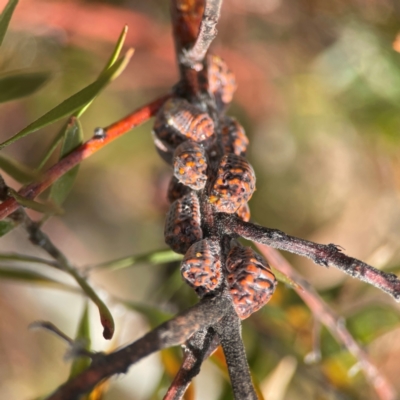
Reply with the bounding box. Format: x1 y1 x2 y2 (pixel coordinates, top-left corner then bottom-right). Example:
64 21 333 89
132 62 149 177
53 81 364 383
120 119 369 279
153 97 214 164
208 153 256 213
220 116 249 157
164 192 203 254
181 239 222 296
167 176 192 203
173 141 208 190
206 55 237 112
226 245 277 319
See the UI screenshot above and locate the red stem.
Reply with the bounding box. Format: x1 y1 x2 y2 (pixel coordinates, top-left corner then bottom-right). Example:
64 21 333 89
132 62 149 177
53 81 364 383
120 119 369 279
0 94 170 221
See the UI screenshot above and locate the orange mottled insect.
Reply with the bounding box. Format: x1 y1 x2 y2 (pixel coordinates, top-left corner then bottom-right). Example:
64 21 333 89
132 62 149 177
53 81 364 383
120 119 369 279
206 55 237 111
164 192 203 254
226 245 276 319
173 141 208 190
209 153 256 213
181 239 222 296
167 176 192 203
153 97 214 162
220 116 249 157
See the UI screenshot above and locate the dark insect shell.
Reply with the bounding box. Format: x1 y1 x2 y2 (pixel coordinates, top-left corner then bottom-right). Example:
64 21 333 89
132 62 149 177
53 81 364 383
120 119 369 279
167 176 192 203
226 245 276 319
207 55 237 110
173 141 208 190
209 154 256 213
181 239 222 296
153 98 214 150
164 192 203 254
220 116 249 157
235 202 250 222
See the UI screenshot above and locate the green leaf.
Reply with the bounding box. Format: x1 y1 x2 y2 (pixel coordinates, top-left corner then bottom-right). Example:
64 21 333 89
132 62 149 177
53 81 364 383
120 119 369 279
0 220 15 236
271 266 302 290
66 268 115 340
69 302 91 379
49 117 83 206
0 48 134 150
91 249 182 271
36 122 68 171
0 70 50 103
0 266 78 292
0 252 56 267
123 301 172 328
0 0 18 47
75 25 129 118
0 154 41 183
8 188 64 215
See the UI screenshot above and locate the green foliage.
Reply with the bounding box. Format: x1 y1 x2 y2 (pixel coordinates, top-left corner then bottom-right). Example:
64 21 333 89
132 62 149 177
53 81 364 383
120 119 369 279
0 0 18 46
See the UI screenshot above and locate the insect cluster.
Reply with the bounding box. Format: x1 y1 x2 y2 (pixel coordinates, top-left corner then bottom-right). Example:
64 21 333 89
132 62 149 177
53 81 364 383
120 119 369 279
153 55 277 319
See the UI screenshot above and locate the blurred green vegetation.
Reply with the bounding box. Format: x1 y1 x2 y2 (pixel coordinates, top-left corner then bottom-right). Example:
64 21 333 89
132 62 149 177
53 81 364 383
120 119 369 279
0 0 400 399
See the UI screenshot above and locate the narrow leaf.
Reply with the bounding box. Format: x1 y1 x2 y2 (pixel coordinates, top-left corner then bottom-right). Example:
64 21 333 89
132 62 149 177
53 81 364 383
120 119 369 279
36 122 67 171
8 188 64 215
0 70 50 103
0 49 134 150
67 268 114 340
75 25 129 118
0 252 56 267
49 117 83 205
91 249 182 271
0 0 18 47
0 154 41 183
271 266 302 290
0 266 78 292
69 303 91 379
101 25 128 73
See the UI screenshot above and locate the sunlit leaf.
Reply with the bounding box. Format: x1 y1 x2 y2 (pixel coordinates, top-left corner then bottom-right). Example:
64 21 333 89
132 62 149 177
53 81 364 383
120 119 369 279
0 49 134 150
69 302 91 379
0 0 18 47
0 70 50 103
92 249 182 271
49 117 83 206
0 154 41 183
8 188 64 215
75 25 129 118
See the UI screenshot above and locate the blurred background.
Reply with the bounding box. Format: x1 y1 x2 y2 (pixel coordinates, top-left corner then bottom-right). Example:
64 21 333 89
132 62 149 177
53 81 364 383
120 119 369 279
1 0 400 399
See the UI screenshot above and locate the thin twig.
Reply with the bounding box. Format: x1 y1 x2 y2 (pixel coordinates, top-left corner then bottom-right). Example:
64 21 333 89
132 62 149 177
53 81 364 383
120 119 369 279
46 292 231 400
9 207 115 339
221 214 400 301
215 301 258 400
163 328 219 400
179 0 223 69
0 95 170 221
256 244 397 400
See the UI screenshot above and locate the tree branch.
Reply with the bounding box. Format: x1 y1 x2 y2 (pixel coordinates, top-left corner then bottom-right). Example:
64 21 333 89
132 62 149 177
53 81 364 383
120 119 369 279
256 244 397 400
163 327 219 400
221 214 400 301
45 292 231 400
179 0 223 69
0 95 170 221
215 302 258 400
